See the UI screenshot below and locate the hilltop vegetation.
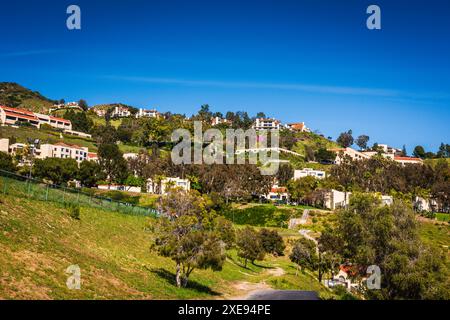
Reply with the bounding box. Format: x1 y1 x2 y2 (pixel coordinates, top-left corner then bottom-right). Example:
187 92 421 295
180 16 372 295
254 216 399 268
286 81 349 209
0 82 56 113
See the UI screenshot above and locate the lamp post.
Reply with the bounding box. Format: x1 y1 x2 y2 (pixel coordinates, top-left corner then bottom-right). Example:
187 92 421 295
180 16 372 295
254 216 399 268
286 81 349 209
27 138 40 179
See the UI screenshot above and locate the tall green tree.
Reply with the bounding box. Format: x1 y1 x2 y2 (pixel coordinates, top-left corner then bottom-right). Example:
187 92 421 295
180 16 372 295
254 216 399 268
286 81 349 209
337 130 354 148
150 190 229 287
98 143 128 186
355 135 370 150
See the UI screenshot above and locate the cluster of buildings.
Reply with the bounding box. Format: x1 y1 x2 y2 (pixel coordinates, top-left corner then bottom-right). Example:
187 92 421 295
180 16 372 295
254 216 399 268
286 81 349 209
93 105 161 119
251 118 311 132
330 145 423 166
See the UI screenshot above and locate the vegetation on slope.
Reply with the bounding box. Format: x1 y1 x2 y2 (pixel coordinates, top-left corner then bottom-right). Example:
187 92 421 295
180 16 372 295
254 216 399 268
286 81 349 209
0 194 333 299
0 82 56 113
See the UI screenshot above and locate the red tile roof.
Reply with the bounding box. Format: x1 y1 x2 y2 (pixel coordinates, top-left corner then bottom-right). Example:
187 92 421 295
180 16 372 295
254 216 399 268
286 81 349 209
4 111 38 121
394 156 423 161
53 142 84 150
1 105 35 116
49 116 71 123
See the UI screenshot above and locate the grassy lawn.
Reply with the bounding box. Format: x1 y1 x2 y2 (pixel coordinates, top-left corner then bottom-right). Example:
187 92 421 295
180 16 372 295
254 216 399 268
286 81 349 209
418 221 450 249
0 194 331 299
436 213 450 223
223 203 304 228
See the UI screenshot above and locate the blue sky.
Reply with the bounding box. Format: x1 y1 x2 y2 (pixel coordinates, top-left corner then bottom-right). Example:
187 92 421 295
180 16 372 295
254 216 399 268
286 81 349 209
0 0 449 152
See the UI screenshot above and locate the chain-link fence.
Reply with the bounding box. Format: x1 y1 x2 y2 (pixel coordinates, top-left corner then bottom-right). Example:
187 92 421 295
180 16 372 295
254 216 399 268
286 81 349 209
0 169 158 217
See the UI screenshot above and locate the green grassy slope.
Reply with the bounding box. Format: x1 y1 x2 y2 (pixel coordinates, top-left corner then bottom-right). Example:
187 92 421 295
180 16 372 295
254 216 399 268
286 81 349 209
0 194 333 300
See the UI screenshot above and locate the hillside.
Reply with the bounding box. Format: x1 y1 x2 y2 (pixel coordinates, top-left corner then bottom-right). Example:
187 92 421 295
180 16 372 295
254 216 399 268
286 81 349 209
0 82 56 113
0 193 333 299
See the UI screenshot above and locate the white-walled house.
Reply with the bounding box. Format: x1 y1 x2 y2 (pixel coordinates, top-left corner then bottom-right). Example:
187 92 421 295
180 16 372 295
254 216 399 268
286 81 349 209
0 138 9 153
324 189 351 210
393 156 423 165
265 185 289 202
252 118 281 130
146 177 191 195
111 106 131 118
294 168 326 180
329 147 371 164
39 142 88 163
136 108 159 118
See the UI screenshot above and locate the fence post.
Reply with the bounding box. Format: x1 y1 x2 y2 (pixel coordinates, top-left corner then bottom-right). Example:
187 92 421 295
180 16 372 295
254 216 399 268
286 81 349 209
2 177 7 195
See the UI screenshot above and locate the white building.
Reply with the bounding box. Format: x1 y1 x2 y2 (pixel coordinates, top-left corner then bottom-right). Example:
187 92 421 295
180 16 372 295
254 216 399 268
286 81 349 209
211 116 231 126
111 106 131 118
393 156 423 166
0 106 73 131
0 138 9 153
294 168 326 180
136 108 159 118
265 185 289 202
39 142 88 163
324 189 351 210
252 118 281 130
123 153 138 160
0 105 40 128
329 147 371 164
146 177 191 195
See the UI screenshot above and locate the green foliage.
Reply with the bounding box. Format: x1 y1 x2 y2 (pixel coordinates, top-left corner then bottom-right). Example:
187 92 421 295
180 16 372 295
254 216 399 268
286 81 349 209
78 160 104 187
65 203 80 220
150 190 228 287
222 205 295 227
0 151 16 172
33 158 78 185
103 190 141 205
236 226 265 267
289 237 318 274
337 130 354 148
63 109 93 133
98 142 128 185
258 228 285 256
319 193 450 300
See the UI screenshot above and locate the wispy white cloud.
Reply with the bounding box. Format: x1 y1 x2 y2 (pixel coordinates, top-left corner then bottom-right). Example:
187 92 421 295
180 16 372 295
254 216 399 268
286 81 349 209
100 75 401 98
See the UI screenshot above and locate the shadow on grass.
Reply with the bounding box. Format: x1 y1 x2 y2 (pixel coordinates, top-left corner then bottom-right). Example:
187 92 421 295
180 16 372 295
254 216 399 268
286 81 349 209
151 268 220 296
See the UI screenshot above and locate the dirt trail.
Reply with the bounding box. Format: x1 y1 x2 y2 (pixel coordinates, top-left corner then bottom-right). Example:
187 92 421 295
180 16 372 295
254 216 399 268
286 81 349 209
225 267 285 300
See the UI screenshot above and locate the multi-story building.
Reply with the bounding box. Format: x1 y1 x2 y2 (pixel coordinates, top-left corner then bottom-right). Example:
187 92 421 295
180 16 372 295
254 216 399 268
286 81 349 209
252 118 281 130
329 147 371 164
0 106 72 131
146 177 191 195
34 113 72 130
111 106 131 118
136 108 159 118
0 105 40 127
294 168 326 180
39 142 88 163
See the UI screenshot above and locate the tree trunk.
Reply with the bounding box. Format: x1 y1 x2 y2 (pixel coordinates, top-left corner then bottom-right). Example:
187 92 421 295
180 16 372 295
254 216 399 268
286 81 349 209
176 263 182 287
